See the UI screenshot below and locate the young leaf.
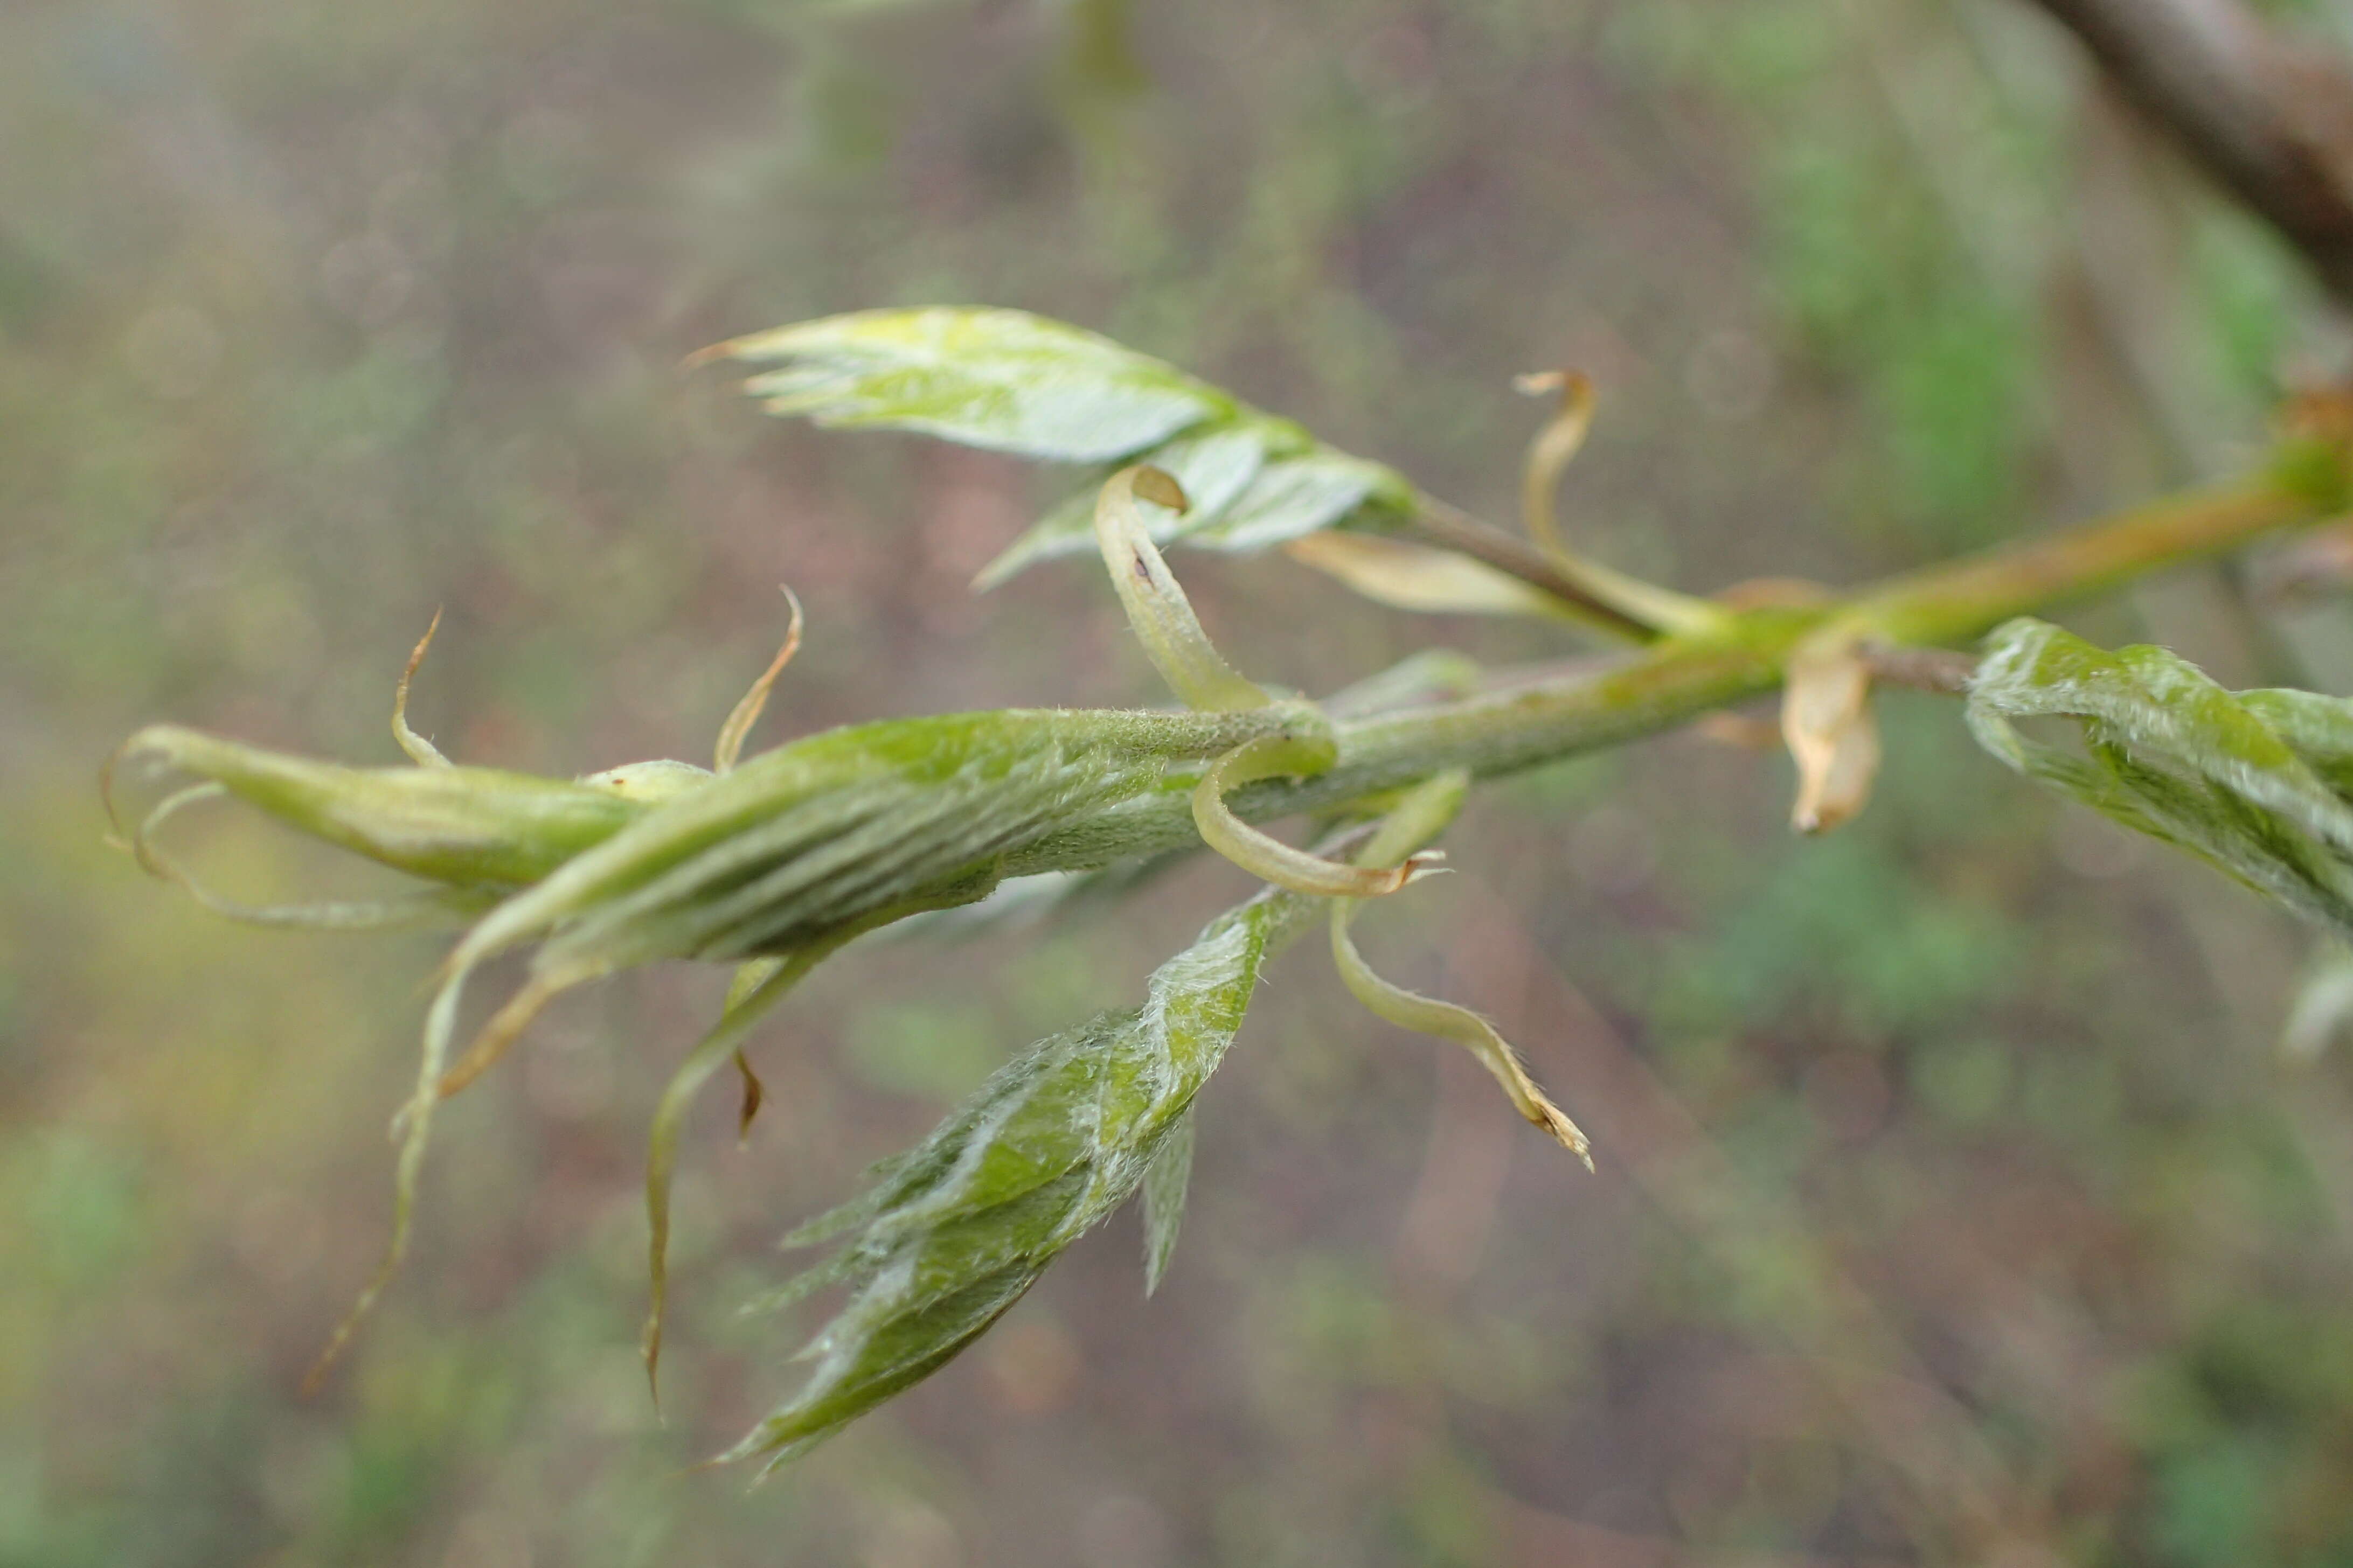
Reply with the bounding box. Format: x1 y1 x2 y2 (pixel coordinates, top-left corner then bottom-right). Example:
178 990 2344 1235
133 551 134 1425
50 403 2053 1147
1194 450 1395 552
1968 618 2353 936
707 306 1236 462
973 425 1272 588
698 307 1422 584
156 698 1328 1387
455 705 1321 985
108 725 658 893
1139 1107 1194 1297
723 877 1328 1469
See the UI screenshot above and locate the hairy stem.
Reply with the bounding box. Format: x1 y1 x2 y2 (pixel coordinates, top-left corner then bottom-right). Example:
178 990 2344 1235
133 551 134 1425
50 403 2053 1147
1011 471 2330 870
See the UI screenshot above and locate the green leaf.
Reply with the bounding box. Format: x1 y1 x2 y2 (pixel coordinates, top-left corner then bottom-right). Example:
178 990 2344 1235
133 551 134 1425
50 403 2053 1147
1968 618 2353 935
108 724 657 893
717 306 1234 463
455 704 1320 982
705 307 1417 585
1200 450 1394 550
1139 1107 1193 1296
722 880 1325 1469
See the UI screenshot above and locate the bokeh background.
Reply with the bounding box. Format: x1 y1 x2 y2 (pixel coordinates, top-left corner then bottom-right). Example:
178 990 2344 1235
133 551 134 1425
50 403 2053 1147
9 0 2353 1563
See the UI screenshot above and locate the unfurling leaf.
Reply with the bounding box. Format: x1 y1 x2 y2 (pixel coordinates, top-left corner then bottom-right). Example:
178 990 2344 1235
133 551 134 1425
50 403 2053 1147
119 687 1326 1388
332 702 1325 1381
724 879 1328 1469
1781 630 1882 834
698 306 1419 586
1968 617 2353 936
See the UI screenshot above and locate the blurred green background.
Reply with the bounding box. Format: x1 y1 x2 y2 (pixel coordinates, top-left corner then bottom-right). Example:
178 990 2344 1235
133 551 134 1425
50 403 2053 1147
8 0 2353 1562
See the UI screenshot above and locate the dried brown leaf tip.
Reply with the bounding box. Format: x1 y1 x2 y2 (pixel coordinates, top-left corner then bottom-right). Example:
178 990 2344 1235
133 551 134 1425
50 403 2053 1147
1781 629 1882 835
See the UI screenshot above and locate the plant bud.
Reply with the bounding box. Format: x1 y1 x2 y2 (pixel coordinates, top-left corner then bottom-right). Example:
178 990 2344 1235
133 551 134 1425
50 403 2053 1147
111 724 661 891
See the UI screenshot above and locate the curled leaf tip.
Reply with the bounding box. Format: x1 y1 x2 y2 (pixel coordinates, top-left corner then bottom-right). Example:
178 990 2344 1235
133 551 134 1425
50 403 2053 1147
1525 1091 1596 1170
1516 369 1597 565
678 338 741 373
1512 367 1588 398
1498 370 1729 639
1192 731 1430 898
393 610 452 768
1330 924 1594 1162
126 777 467 932
304 965 471 1395
716 586 804 774
1094 465 1273 714
432 968 587 1103
645 944 846 1406
1129 464 1188 513
1328 770 1595 1165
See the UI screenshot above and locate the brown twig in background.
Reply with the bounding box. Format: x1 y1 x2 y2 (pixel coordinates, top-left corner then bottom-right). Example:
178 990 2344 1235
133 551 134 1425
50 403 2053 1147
1859 642 1980 694
2026 0 2353 308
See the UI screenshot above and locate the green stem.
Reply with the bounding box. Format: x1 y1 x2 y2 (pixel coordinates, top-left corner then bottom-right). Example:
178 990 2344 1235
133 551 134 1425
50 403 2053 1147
1848 481 2312 644
1013 471 2331 869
